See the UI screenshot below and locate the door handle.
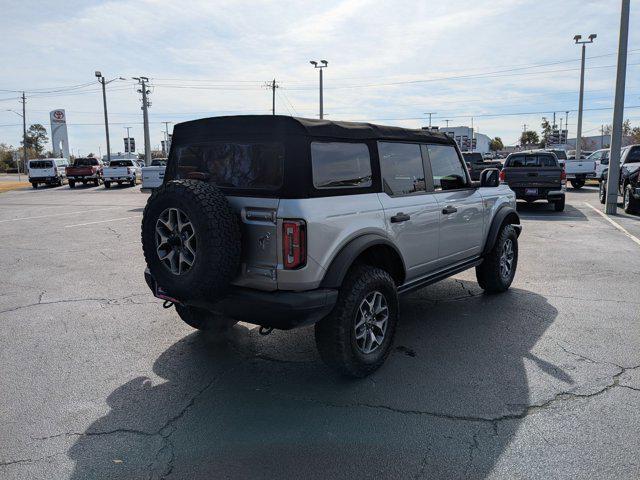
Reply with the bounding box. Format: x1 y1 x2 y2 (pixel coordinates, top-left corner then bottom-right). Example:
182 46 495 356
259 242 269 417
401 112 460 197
442 205 458 215
390 212 411 223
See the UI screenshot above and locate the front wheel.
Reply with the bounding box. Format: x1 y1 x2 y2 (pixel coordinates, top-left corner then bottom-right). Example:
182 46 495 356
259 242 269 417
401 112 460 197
623 184 639 214
599 181 606 204
315 265 399 378
476 224 518 294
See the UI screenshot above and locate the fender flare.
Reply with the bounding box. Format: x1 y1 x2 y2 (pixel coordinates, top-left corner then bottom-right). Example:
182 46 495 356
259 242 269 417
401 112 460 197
320 234 406 288
482 205 521 256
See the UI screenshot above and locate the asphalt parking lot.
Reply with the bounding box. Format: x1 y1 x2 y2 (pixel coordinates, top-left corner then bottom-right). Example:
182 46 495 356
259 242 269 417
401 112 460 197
1 182 639 479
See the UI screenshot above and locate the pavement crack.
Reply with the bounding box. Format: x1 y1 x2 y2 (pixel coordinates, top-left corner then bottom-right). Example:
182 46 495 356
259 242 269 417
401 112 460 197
0 292 150 314
0 452 64 468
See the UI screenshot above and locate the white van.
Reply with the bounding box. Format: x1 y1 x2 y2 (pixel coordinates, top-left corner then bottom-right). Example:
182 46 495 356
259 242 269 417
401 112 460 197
28 158 69 188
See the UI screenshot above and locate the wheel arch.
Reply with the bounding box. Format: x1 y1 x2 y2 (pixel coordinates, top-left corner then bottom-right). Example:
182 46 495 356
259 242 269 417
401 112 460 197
320 234 406 288
482 205 521 257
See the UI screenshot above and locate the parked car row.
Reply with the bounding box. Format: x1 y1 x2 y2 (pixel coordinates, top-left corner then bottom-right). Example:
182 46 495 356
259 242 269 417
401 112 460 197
26 157 167 190
599 144 640 214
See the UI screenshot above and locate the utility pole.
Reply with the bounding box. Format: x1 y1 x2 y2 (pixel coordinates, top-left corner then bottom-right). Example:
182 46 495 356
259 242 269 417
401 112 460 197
445 119 450 128
310 60 328 119
470 117 474 152
134 77 152 166
574 33 597 160
95 72 112 164
424 112 437 128
162 121 172 155
21 92 26 181
601 124 604 149
605 0 629 215
263 79 279 115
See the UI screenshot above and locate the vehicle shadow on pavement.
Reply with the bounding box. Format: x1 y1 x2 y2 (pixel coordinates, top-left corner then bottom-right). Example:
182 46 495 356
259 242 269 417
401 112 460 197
516 201 587 220
68 281 561 479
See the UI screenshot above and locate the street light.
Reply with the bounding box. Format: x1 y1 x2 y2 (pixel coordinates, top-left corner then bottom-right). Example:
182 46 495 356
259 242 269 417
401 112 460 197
95 72 125 164
574 33 597 160
310 60 328 119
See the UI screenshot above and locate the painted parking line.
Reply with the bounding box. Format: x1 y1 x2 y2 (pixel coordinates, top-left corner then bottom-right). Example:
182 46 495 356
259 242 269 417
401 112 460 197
64 215 142 228
583 202 640 247
0 206 122 223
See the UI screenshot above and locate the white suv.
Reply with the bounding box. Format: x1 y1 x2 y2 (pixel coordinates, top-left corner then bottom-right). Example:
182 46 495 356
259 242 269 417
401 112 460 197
141 116 522 377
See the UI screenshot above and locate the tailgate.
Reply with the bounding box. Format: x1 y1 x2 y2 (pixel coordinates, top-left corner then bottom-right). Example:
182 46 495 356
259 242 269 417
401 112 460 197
565 160 595 174
504 167 562 188
29 168 55 178
104 167 128 177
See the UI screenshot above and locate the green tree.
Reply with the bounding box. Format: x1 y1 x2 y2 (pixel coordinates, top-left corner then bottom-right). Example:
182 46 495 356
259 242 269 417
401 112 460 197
489 137 504 152
0 143 16 172
520 130 539 146
540 118 552 147
21 124 48 154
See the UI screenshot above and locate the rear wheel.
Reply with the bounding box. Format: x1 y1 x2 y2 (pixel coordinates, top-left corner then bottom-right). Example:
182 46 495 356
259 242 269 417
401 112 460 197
315 265 399 378
476 224 518 293
104 181 111 189
599 181 606 204
623 184 639 214
175 304 237 332
69 180 76 189
554 197 565 212
570 179 585 189
94 179 100 186
31 182 37 189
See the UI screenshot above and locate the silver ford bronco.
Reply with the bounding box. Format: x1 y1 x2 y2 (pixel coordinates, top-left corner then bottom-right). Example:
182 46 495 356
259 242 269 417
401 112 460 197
142 116 521 377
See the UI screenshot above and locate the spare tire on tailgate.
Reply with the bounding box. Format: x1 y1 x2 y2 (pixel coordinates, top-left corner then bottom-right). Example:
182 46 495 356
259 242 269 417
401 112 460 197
141 179 241 301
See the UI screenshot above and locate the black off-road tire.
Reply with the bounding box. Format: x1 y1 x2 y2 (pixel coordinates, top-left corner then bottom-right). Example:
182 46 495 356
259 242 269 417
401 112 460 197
141 179 241 302
104 181 111 189
175 304 238 332
554 197 565 212
314 265 399 378
476 224 518 294
599 181 606 204
623 184 639 214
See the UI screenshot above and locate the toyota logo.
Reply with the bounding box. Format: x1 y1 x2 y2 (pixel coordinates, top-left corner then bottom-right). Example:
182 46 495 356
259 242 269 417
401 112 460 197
53 110 65 120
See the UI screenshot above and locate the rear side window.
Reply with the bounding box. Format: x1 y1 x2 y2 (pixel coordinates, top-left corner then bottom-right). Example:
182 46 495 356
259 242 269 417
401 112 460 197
29 161 53 169
311 142 372 189
174 142 284 190
74 158 98 166
427 144 468 191
378 142 425 195
110 160 135 167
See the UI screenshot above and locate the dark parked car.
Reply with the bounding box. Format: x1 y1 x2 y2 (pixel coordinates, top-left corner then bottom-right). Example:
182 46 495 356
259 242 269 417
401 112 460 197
600 144 640 214
462 152 503 181
500 152 566 211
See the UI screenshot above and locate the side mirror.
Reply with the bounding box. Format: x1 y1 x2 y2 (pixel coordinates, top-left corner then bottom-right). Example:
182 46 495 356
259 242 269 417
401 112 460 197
480 168 500 187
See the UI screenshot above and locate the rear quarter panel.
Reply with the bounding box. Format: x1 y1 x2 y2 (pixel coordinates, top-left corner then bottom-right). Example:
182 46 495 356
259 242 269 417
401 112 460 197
277 193 387 290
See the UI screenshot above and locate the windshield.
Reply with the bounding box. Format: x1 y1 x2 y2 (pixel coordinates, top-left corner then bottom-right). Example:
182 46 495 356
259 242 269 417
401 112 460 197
29 160 53 169
74 158 98 166
109 160 134 167
151 159 167 166
174 141 284 190
550 150 567 160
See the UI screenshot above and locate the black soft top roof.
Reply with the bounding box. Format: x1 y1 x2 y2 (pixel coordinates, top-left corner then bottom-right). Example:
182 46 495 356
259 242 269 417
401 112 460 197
171 115 453 145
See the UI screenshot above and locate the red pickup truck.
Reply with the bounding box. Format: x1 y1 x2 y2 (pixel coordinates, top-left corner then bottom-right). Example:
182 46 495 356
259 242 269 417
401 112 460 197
67 158 104 188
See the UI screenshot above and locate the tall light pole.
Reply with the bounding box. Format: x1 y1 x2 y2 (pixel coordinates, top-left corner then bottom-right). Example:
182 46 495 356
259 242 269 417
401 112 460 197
310 60 328 119
424 112 437 128
5 107 25 181
133 77 152 166
574 33 597 160
605 0 630 215
95 72 125 164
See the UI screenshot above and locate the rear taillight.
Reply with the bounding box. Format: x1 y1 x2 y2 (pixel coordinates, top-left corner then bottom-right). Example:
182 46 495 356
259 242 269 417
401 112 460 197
282 220 306 270
561 168 566 183
499 170 505 183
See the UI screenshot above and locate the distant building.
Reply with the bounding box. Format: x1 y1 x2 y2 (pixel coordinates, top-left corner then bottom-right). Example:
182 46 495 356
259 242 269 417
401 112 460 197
564 134 634 151
434 126 491 153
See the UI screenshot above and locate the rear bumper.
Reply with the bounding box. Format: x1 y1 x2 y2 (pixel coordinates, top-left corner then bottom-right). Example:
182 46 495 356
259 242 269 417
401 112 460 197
104 176 135 182
68 174 99 180
29 176 60 184
513 188 565 202
144 269 338 330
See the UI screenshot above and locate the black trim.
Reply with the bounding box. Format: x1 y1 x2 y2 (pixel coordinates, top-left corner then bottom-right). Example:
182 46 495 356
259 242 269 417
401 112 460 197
320 234 406 288
482 205 521 256
397 257 483 295
144 269 337 330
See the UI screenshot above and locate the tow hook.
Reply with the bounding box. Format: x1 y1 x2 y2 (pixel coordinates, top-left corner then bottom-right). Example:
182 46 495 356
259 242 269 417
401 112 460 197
259 326 274 336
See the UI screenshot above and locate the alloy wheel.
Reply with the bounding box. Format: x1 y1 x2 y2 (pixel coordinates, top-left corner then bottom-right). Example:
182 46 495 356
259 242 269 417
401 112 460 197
155 207 197 275
354 291 389 354
500 238 515 279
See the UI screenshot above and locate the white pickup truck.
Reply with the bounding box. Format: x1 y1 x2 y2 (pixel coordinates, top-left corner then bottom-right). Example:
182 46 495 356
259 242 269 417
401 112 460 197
141 158 167 192
562 157 596 189
102 159 141 189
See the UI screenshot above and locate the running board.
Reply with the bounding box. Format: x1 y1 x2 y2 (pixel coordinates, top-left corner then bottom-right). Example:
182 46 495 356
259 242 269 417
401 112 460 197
397 257 483 296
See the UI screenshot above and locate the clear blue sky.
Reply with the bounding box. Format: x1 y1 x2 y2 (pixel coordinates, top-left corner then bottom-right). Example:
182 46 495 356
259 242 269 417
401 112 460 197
1 0 638 155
